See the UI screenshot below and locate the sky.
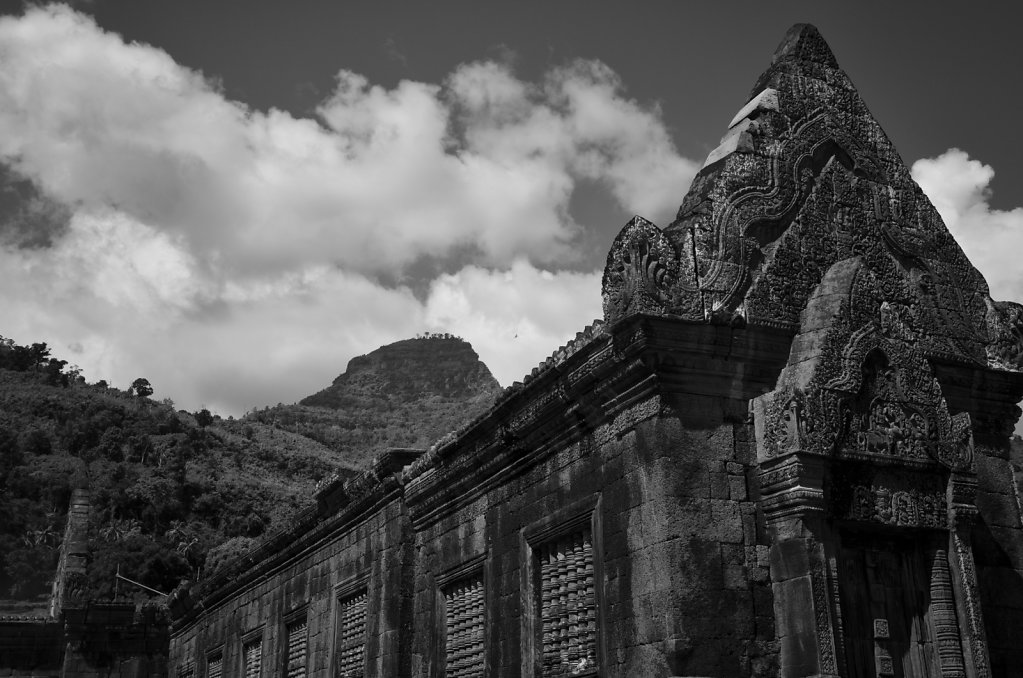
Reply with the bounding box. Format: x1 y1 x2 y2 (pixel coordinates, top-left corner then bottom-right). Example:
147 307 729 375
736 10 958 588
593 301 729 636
0 1 1020 420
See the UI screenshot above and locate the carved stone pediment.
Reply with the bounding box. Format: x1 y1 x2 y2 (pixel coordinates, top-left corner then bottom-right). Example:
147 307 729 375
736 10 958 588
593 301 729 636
754 260 974 473
829 348 972 472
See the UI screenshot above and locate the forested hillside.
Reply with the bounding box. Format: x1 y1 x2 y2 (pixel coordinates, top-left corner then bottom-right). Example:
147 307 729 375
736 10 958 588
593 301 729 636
0 338 354 606
0 333 502 607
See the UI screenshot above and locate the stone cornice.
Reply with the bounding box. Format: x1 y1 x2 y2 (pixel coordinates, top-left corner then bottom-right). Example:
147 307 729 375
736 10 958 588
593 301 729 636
170 315 796 633
931 360 1023 424
402 315 795 529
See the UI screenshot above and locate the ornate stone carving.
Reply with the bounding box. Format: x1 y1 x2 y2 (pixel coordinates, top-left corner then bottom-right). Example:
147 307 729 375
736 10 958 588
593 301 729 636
986 299 1023 370
810 548 838 676
780 390 808 453
734 22 1007 674
600 20 1023 391
757 454 828 523
601 216 687 323
855 397 930 460
950 528 992 678
929 549 968 678
832 466 947 528
63 571 89 603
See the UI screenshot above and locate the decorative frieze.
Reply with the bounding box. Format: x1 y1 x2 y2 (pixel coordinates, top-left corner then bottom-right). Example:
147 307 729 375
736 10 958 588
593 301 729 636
831 467 947 529
929 549 967 678
756 454 827 523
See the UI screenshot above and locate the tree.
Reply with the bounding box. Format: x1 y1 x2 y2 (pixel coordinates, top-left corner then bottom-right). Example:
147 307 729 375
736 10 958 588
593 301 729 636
18 428 51 456
43 357 68 386
4 342 50 371
194 409 213 428
131 378 154 398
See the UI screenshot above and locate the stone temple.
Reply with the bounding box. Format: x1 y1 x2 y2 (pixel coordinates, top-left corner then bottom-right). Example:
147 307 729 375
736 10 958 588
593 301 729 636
167 24 1023 678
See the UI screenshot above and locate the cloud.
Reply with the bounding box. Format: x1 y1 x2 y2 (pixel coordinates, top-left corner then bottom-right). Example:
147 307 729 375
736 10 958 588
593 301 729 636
423 261 602 386
0 5 695 279
912 148 1023 303
0 5 693 415
0 220 598 414
448 59 696 226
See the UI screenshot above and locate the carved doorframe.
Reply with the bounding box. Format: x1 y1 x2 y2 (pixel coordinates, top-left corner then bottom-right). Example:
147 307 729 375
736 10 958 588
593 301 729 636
752 333 992 678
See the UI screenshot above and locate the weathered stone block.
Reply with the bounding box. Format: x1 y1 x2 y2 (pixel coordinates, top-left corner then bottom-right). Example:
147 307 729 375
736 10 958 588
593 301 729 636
728 474 748 501
709 471 730 499
769 540 811 583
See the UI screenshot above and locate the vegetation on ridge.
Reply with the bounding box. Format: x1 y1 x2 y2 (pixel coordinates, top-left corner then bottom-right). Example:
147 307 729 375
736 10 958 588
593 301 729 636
0 333 502 606
0 337 349 605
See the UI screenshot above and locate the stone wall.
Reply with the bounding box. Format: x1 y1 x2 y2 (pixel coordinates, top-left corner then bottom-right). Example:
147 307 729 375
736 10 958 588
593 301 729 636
170 451 415 677
0 617 61 677
1 490 168 678
406 403 773 677
170 317 791 678
0 604 167 678
61 604 168 678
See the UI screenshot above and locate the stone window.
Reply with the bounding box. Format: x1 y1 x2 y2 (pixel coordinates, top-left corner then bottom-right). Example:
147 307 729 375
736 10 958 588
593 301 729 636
179 665 195 678
443 572 485 678
285 617 308 678
242 637 262 678
206 653 223 678
536 528 597 676
520 499 602 678
335 590 368 678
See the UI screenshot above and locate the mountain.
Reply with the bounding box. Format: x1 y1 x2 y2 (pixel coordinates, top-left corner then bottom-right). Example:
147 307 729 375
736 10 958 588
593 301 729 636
303 334 499 406
244 334 502 469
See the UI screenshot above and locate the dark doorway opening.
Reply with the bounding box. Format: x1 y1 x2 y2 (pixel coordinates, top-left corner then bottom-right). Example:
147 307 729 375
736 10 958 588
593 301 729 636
837 529 959 678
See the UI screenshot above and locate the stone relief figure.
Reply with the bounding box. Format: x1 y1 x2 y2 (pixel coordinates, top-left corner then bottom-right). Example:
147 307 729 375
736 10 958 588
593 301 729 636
781 392 807 452
63 571 89 603
856 398 932 461
986 299 1023 370
904 410 930 457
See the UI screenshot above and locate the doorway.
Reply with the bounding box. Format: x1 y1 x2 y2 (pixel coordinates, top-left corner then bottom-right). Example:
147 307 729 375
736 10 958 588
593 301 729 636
837 530 954 677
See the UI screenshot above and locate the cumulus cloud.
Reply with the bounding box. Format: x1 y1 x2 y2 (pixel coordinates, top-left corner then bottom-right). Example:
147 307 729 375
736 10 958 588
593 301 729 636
0 218 599 413
0 5 696 278
0 5 693 415
424 261 602 386
912 149 1023 302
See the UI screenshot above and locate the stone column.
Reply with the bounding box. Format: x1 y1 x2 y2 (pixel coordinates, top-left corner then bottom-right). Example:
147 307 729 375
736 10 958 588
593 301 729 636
758 453 841 678
947 472 992 678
